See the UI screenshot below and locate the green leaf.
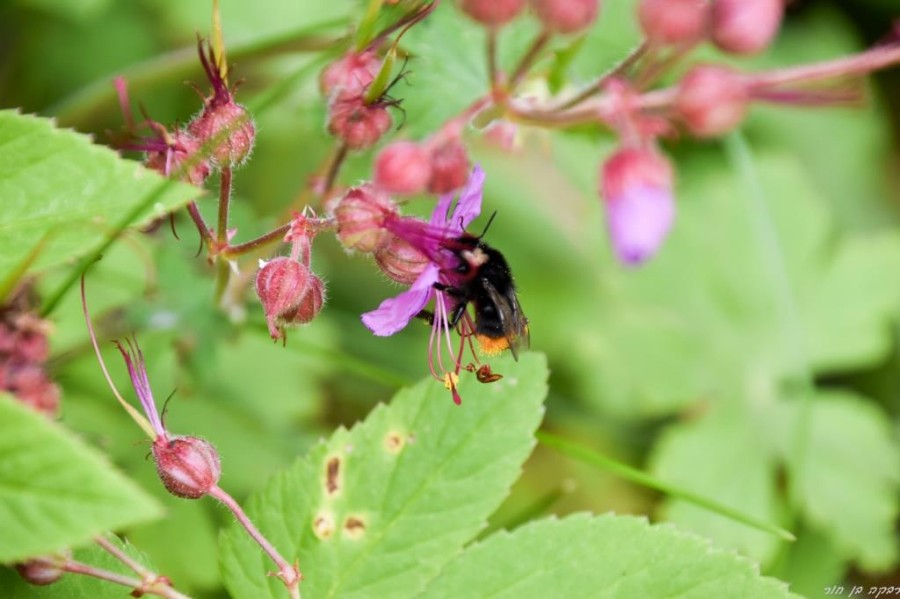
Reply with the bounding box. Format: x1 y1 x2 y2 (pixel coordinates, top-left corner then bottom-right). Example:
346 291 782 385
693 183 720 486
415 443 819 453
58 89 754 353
0 395 162 563
649 405 784 565
0 534 158 598
772 392 900 571
423 513 801 598
220 352 548 599
0 110 201 279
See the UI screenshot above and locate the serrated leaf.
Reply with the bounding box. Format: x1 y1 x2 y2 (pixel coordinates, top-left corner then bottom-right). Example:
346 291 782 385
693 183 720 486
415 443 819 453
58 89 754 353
220 353 548 599
0 110 201 277
772 392 900 571
423 513 801 598
0 395 162 563
0 533 160 598
649 405 783 565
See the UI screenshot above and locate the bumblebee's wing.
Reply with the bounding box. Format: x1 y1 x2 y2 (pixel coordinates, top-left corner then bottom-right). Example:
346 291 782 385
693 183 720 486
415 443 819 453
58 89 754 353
482 280 530 360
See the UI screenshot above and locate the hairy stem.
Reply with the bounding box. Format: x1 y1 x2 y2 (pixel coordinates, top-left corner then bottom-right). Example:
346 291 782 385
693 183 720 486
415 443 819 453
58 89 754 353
209 485 301 599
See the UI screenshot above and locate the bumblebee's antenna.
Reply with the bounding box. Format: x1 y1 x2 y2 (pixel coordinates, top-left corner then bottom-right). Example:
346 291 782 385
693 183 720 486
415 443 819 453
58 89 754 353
477 211 498 239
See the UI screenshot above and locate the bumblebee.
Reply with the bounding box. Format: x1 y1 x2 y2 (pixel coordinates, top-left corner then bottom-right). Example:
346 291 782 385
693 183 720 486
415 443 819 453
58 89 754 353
438 234 530 359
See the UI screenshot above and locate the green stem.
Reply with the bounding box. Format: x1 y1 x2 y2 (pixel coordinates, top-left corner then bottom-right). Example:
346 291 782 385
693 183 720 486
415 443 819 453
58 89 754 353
723 133 814 515
536 431 796 542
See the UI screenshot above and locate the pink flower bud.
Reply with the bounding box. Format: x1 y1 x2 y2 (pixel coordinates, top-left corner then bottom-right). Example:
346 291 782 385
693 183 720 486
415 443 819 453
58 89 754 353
15 554 68 586
711 0 783 55
320 51 381 98
374 141 432 195
334 185 399 252
285 275 326 325
375 235 430 284
427 138 471 194
600 147 675 266
144 130 211 186
152 436 221 499
256 257 312 339
327 97 393 150
531 0 600 34
187 101 256 168
638 0 708 46
459 0 526 27
677 65 749 137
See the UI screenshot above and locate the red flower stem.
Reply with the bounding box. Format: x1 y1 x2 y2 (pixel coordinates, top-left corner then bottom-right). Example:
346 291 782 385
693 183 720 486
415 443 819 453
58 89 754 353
509 30 551 89
217 166 233 245
186 201 214 246
487 28 500 94
222 224 291 258
556 40 649 110
61 559 192 599
94 535 154 580
208 485 301 599
746 43 900 89
321 142 349 201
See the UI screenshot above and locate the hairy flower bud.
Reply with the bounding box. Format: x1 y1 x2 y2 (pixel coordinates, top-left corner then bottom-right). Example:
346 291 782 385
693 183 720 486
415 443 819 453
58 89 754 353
427 138 471 194
256 257 312 339
285 275 326 325
531 0 600 34
374 141 432 195
188 101 256 168
459 0 525 27
152 436 221 499
711 0 783 55
600 147 675 266
15 554 68 586
327 97 393 150
677 65 749 137
375 235 430 284
638 0 708 45
144 130 211 186
320 51 382 98
334 185 399 252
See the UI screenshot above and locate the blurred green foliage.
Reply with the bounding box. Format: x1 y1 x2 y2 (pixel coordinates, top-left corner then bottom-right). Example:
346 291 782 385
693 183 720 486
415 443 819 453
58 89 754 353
0 0 898 597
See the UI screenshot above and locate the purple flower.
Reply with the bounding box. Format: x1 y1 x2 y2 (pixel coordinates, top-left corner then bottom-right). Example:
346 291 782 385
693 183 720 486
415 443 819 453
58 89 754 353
361 165 484 336
600 147 675 266
114 338 167 440
606 184 674 265
361 165 486 402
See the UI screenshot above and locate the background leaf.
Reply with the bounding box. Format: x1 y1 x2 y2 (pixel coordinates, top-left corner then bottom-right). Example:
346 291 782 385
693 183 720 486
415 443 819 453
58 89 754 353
0 110 201 278
220 353 548 599
0 395 161 563
423 513 800 599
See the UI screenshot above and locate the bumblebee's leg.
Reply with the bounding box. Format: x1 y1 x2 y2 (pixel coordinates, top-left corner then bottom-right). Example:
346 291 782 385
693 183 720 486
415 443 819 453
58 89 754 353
447 301 467 328
416 310 435 325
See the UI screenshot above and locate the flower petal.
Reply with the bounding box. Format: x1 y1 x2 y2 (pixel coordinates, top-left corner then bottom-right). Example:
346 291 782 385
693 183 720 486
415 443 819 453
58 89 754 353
451 164 485 231
430 193 454 227
606 184 674 266
361 263 440 336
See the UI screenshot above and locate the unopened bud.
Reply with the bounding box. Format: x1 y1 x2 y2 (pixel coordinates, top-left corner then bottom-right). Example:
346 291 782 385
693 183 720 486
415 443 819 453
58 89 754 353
458 0 525 27
327 97 393 150
599 147 675 266
152 436 221 499
188 101 256 168
334 185 398 252
427 138 470 194
320 51 381 98
374 141 432 195
285 275 326 325
677 65 748 137
531 0 600 34
710 0 783 55
256 257 312 339
375 236 430 284
638 0 708 46
15 554 68 586
144 130 211 186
